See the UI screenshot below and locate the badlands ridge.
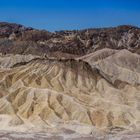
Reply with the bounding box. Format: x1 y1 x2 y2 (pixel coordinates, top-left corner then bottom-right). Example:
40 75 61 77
0 23 139 138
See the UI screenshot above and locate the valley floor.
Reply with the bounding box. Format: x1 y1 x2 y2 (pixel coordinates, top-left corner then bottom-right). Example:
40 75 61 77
0 131 139 140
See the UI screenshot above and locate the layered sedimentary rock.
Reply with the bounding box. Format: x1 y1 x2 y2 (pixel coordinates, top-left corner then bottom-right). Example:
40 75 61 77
0 22 140 56
80 48 140 85
0 23 140 139
0 53 139 135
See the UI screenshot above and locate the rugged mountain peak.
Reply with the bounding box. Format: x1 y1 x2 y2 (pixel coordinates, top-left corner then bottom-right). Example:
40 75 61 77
0 22 140 57
116 25 139 30
0 22 33 38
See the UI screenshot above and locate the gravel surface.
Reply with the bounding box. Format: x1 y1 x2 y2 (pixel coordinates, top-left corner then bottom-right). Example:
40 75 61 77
0 131 139 140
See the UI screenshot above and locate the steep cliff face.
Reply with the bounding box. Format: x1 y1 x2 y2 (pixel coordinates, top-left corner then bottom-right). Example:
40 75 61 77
0 23 140 137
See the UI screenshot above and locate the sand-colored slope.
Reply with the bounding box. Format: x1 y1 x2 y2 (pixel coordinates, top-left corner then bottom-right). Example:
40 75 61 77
81 49 140 85
0 56 139 134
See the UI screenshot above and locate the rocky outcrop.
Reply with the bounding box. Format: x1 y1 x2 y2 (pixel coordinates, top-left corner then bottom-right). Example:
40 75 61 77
0 54 39 68
0 23 140 56
0 22 32 38
0 55 139 135
0 22 140 137
80 49 140 85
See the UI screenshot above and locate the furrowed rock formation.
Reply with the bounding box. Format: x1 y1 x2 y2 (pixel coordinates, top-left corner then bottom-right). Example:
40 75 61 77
0 55 139 135
0 53 39 68
80 48 140 85
0 22 140 139
0 22 140 56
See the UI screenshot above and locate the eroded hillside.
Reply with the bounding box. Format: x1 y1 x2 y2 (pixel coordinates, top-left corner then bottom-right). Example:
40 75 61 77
0 23 140 139
0 22 140 56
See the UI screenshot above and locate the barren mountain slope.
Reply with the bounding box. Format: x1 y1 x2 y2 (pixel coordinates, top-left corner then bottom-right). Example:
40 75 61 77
0 23 140 139
80 48 140 85
0 55 139 135
0 22 140 56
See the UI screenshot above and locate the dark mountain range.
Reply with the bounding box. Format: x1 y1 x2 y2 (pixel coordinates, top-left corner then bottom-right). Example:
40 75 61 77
0 22 140 57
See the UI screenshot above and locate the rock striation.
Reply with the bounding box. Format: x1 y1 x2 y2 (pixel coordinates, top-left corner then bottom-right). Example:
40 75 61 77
0 23 140 139
0 23 140 56
0 54 139 135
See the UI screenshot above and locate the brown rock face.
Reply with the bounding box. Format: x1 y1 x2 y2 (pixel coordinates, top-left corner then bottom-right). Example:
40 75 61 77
0 22 140 138
0 22 140 56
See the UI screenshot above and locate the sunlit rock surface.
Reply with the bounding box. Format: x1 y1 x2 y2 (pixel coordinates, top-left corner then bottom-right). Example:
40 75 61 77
0 23 140 139
0 53 139 138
